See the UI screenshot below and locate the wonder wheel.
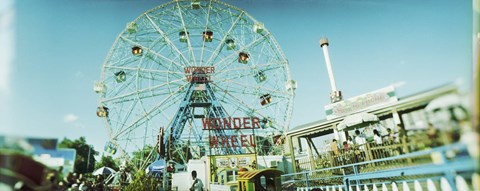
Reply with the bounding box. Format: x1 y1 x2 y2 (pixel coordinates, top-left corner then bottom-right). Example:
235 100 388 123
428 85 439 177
95 0 296 171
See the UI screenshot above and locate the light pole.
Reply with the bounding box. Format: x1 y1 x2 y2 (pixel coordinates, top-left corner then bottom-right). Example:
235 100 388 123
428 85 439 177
87 144 92 172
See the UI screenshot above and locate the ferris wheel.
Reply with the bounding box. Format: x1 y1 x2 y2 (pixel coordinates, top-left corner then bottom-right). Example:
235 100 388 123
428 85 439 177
95 0 296 170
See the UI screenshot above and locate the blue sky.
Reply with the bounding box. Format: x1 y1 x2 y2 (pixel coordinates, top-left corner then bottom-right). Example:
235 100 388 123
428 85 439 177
0 0 472 153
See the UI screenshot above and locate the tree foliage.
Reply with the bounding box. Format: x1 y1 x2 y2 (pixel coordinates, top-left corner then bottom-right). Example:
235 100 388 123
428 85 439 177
95 155 118 171
58 137 98 174
124 170 160 191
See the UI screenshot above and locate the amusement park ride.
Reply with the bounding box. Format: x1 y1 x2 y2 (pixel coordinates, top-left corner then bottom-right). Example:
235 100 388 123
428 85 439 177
95 0 296 190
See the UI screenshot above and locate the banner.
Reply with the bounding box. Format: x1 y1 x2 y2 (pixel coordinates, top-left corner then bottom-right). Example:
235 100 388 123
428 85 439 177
325 86 397 120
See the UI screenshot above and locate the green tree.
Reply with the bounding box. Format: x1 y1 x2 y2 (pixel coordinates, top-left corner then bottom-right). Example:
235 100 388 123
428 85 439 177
58 137 98 174
95 155 118 171
124 170 160 191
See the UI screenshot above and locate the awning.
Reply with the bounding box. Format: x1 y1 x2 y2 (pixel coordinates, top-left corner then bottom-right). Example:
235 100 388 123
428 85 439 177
93 166 116 175
337 112 379 131
425 94 463 112
145 159 165 174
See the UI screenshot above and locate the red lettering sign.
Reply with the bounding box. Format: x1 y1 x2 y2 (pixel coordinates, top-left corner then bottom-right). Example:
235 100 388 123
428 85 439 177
201 117 261 130
208 135 256 148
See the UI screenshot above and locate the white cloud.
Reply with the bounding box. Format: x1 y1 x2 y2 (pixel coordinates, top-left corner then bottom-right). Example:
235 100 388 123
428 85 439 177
64 114 79 123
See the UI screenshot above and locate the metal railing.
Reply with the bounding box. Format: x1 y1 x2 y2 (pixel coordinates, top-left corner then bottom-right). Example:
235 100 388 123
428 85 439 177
282 143 477 191
294 130 457 174
294 174 479 191
299 132 459 171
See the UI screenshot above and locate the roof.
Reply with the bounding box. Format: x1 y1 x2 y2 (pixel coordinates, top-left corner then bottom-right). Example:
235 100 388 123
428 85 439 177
286 83 459 137
288 119 328 133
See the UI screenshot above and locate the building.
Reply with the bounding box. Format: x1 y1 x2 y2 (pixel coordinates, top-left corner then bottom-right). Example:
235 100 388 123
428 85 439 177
284 83 469 173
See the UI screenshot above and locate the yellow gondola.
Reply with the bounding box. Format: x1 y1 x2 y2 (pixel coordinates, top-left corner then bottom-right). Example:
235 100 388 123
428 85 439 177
237 169 283 191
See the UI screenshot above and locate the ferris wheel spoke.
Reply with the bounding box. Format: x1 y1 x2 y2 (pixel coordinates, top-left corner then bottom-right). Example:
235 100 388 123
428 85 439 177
104 84 183 105
215 61 284 76
108 89 181 105
219 95 280 130
139 147 156 170
214 33 271 72
145 10 182 31
214 71 291 99
114 83 189 138
175 2 197 66
214 77 291 99
104 75 138 99
156 93 185 124
105 65 184 77
208 6 236 33
213 76 290 97
211 83 267 119
114 128 152 142
104 44 137 69
204 10 244 66
137 93 151 126
102 78 186 103
214 83 289 127
120 36 186 72
215 86 290 101
144 51 187 76
144 13 192 67
105 52 139 67
199 0 214 66
137 94 181 138
115 100 139 137
118 90 184 135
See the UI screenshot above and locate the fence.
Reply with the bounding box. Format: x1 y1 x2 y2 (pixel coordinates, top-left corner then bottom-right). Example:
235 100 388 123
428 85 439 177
294 141 426 173
294 130 456 174
295 173 479 191
282 143 477 191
